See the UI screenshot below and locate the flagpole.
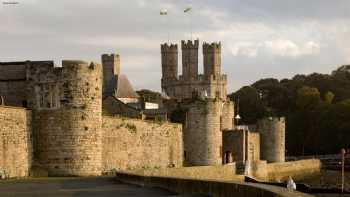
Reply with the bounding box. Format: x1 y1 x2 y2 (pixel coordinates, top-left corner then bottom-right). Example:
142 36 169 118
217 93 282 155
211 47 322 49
190 9 192 40
168 22 170 43
184 5 193 41
160 9 169 43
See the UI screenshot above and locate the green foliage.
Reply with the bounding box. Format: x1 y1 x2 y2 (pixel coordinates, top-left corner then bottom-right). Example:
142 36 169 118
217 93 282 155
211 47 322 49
296 86 321 110
230 69 350 156
323 91 334 105
125 123 137 133
229 86 268 124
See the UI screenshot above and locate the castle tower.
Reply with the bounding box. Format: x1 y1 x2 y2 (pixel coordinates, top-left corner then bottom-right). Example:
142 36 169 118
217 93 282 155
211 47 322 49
257 117 285 163
203 42 221 78
161 43 178 97
102 54 120 94
184 99 222 166
28 60 103 176
161 43 178 80
181 40 199 80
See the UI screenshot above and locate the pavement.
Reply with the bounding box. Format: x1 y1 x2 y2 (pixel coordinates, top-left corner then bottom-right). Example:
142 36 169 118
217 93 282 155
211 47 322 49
0 177 210 197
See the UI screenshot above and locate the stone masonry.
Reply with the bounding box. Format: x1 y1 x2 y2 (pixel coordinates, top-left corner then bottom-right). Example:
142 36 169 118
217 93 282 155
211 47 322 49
0 106 32 178
0 39 286 178
102 116 183 171
257 117 286 163
27 60 103 176
161 40 235 166
0 57 184 177
161 40 228 100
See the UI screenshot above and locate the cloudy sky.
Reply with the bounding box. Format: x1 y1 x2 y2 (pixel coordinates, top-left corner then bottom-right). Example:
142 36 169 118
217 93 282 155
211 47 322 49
0 0 349 92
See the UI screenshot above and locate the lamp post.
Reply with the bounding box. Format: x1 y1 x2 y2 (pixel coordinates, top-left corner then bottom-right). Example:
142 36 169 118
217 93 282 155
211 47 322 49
235 114 241 126
235 97 241 126
341 148 346 193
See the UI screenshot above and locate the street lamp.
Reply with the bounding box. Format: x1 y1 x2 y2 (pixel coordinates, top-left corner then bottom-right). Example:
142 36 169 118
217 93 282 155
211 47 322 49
235 114 241 126
341 148 346 194
235 97 241 126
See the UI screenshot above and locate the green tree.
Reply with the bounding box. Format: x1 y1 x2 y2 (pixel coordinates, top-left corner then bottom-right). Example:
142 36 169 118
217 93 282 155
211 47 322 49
296 86 321 110
229 86 268 124
323 91 334 105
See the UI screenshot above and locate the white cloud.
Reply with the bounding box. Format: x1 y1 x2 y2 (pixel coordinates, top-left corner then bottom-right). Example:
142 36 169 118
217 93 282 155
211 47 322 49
263 39 320 57
231 42 258 57
75 36 160 50
230 39 320 58
0 0 348 91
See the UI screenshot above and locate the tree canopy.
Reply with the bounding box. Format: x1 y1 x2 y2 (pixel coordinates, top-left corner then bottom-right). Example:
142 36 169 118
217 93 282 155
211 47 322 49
229 67 350 156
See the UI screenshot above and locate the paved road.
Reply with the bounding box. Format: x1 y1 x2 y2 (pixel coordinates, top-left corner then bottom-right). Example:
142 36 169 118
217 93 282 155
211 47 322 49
0 177 209 197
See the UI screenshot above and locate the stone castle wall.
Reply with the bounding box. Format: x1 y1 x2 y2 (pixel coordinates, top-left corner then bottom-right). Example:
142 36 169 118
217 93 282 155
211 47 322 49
257 117 285 163
0 81 27 107
27 60 103 176
102 116 183 171
0 63 27 80
0 63 28 107
247 131 260 161
184 99 222 166
223 129 260 163
221 101 234 130
0 61 55 107
0 106 32 178
223 130 245 162
164 75 227 100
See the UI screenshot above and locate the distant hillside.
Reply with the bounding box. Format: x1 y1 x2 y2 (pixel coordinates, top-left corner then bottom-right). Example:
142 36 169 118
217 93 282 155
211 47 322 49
229 65 350 156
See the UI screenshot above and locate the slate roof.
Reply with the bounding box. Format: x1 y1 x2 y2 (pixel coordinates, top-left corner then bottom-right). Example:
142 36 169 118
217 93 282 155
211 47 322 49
107 74 139 98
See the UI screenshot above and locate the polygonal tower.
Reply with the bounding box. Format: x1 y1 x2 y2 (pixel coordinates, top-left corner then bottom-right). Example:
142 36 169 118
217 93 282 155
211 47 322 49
102 54 120 94
161 43 178 96
28 60 103 176
203 42 221 79
257 117 285 163
161 43 178 81
181 40 199 80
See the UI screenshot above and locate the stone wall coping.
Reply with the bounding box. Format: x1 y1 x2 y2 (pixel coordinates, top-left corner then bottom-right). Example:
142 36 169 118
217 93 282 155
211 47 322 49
102 115 182 127
116 171 315 197
0 105 30 111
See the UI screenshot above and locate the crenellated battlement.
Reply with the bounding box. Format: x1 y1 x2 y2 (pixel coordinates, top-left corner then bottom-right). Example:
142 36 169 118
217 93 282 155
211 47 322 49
161 43 178 52
62 60 100 71
161 39 226 101
203 42 221 53
102 53 120 60
181 39 199 49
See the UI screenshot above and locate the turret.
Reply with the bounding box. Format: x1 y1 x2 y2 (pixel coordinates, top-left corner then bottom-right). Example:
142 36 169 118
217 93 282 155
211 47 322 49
181 40 199 80
101 54 120 94
184 99 222 166
203 42 221 79
28 60 103 176
257 117 285 163
161 43 178 81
